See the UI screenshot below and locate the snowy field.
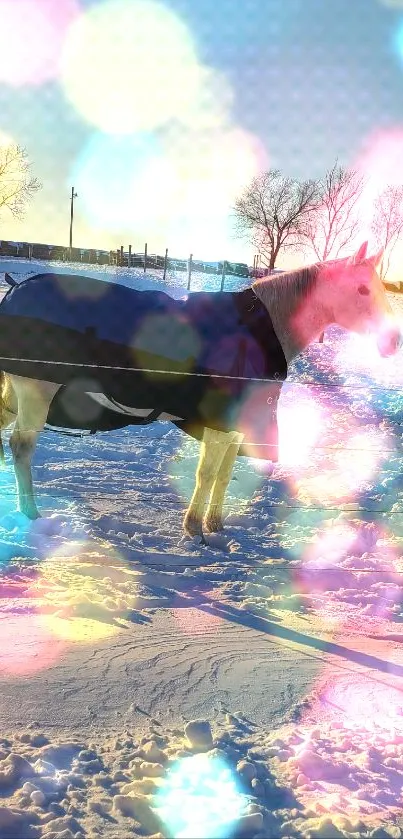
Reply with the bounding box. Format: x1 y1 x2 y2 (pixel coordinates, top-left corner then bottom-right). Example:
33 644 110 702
0 258 402 837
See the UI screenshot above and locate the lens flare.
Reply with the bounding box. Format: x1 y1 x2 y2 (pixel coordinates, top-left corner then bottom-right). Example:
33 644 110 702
131 311 201 375
295 429 384 506
0 613 66 676
159 126 267 256
179 66 234 132
272 670 403 823
72 125 266 256
154 753 245 838
231 382 281 462
355 128 403 232
30 540 139 643
335 332 403 388
293 519 401 629
0 0 79 86
60 0 203 134
279 387 323 467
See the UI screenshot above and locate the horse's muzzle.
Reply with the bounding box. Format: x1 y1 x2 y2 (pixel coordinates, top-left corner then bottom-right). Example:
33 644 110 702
376 323 402 357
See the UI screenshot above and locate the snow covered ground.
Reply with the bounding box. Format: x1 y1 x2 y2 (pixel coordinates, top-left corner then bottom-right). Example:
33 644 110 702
0 257 402 837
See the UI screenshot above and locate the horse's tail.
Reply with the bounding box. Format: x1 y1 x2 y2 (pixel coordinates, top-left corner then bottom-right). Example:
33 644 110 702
0 371 7 465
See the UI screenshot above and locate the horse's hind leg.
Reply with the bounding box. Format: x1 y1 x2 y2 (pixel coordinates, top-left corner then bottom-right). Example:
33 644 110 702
183 428 234 537
204 431 243 533
9 377 60 519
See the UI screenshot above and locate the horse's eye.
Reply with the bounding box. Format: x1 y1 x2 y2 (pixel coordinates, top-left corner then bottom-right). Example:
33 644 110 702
358 285 370 296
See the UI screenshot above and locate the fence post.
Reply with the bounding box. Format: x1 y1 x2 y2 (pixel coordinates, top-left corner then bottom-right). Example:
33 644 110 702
144 242 147 272
163 247 168 282
120 245 124 267
28 244 33 261
220 260 226 292
187 253 193 291
128 244 132 268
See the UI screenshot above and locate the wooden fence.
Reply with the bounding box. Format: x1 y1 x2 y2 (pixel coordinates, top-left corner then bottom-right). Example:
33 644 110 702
0 239 259 290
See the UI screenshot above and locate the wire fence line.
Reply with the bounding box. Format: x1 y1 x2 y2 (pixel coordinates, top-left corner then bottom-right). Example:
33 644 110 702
0 354 402 394
0 356 402 438
0 485 400 518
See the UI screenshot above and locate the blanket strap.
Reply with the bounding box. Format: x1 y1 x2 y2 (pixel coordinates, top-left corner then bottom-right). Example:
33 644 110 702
44 423 96 438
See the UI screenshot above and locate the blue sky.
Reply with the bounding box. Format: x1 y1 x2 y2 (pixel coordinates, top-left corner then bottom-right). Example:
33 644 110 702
0 0 402 264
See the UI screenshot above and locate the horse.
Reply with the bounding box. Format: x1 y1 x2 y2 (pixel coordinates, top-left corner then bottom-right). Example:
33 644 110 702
0 241 399 539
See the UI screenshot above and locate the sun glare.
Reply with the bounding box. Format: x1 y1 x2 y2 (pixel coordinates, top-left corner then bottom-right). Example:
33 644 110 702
0 0 79 86
279 388 323 467
154 753 245 838
355 128 403 229
72 125 267 256
60 0 204 134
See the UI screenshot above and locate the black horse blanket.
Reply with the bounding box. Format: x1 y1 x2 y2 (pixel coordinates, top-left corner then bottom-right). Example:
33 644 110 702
0 273 287 459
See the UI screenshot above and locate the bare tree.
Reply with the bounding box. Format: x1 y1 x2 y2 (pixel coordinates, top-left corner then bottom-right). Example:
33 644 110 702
300 161 365 343
0 144 41 219
233 170 320 271
302 161 364 263
370 185 403 281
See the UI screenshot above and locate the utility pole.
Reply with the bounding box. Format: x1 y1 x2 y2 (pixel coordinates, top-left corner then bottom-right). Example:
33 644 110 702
187 253 193 291
69 187 77 249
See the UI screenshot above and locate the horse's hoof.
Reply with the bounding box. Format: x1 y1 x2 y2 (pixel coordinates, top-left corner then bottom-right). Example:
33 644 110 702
183 513 203 538
204 517 224 533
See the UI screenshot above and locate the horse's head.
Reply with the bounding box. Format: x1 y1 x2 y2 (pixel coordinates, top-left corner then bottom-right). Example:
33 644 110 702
326 241 402 357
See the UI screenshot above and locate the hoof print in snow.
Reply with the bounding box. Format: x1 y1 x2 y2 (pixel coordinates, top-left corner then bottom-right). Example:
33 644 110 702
202 532 231 552
184 719 213 750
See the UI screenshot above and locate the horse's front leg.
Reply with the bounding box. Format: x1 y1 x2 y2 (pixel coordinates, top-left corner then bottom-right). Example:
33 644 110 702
204 431 243 533
9 377 60 520
183 428 234 538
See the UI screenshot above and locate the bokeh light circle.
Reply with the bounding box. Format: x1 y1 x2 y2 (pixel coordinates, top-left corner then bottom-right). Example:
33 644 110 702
355 128 403 237
154 753 245 838
0 0 79 86
60 0 204 134
30 538 139 644
279 387 323 467
72 126 267 255
0 613 67 677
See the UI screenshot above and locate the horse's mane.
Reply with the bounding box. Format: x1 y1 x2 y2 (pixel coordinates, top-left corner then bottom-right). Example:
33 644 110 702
253 262 321 314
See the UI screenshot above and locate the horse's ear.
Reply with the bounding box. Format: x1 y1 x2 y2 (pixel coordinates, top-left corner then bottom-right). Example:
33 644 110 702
348 241 368 265
370 247 384 271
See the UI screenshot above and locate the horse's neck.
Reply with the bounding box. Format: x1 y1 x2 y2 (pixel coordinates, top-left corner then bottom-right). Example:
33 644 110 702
252 267 330 364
